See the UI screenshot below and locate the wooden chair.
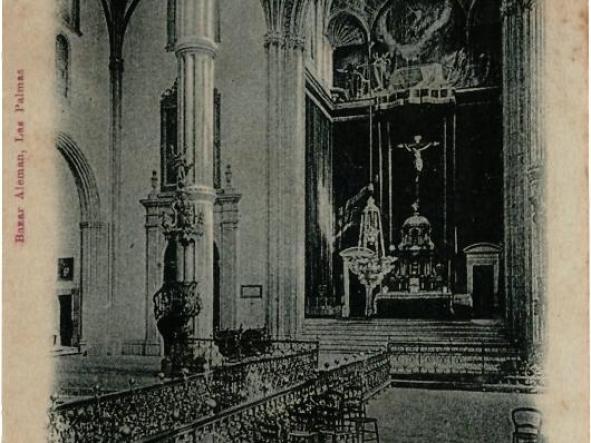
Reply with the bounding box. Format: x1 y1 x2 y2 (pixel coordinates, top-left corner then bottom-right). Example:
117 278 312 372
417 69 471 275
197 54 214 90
288 408 319 443
254 418 282 443
512 407 543 443
349 417 379 443
319 425 356 443
315 392 356 443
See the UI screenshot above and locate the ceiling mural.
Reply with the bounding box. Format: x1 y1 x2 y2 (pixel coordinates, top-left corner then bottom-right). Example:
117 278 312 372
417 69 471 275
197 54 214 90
329 0 475 30
328 0 501 98
375 0 464 65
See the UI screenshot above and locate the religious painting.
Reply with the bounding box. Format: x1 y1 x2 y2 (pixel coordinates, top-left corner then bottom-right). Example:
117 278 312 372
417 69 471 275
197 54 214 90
330 0 501 103
57 258 74 281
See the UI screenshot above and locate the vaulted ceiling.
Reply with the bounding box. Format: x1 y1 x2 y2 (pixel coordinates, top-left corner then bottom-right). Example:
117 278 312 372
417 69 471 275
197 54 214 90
329 0 479 33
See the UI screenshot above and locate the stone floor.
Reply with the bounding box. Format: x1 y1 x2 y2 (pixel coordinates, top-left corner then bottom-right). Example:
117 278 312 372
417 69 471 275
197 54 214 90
53 354 162 399
55 353 344 398
366 386 538 443
53 354 539 442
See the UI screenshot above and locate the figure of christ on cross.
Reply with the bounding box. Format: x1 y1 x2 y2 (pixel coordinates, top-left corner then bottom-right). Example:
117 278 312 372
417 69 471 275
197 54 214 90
397 135 440 210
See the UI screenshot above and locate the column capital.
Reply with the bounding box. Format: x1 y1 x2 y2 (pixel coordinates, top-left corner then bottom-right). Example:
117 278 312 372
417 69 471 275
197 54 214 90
80 221 106 230
108 56 125 72
264 32 306 51
501 0 536 17
261 0 310 47
216 191 242 205
183 185 217 203
175 37 218 58
284 35 306 51
264 31 284 47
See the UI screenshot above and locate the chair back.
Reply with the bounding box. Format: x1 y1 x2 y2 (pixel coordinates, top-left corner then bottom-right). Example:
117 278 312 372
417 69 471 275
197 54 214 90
512 407 542 442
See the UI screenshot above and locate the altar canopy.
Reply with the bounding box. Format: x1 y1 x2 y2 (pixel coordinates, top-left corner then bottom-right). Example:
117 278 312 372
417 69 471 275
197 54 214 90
304 0 503 319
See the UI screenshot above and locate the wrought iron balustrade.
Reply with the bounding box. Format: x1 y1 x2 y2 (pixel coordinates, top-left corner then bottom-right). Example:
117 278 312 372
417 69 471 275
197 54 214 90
139 379 318 443
318 351 391 399
48 372 216 442
140 352 389 442
214 345 319 403
387 340 520 380
48 341 319 442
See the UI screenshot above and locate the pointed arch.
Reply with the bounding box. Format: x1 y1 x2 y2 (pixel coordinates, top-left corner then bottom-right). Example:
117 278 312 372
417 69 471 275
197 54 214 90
56 132 102 224
327 10 370 48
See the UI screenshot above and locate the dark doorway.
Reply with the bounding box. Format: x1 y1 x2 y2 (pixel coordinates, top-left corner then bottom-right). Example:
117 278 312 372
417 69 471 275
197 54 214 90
58 293 73 347
473 265 495 317
213 243 221 331
349 277 366 318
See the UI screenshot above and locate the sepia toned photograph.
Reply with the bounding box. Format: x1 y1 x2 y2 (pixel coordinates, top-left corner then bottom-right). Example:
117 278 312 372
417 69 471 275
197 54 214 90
2 0 588 442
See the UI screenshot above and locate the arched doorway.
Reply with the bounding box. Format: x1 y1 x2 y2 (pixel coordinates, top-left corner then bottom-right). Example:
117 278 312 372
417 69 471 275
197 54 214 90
55 151 81 347
56 133 106 351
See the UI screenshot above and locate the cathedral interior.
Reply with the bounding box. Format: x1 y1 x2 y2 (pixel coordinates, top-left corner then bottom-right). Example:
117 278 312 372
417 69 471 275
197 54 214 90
50 0 546 441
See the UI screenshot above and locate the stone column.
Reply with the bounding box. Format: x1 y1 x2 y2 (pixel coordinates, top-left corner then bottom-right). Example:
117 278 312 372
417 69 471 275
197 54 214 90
341 261 350 318
501 0 544 357
175 0 217 339
79 221 108 354
524 0 545 354
140 174 172 355
261 0 310 338
214 165 242 330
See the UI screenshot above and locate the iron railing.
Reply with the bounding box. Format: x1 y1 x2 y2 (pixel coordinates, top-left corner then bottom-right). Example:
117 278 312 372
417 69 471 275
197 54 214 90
318 351 390 398
48 341 319 442
387 340 520 379
139 379 318 443
140 351 389 442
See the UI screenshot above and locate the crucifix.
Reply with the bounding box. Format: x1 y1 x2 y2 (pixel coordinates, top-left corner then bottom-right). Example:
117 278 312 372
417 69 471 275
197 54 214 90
397 135 440 211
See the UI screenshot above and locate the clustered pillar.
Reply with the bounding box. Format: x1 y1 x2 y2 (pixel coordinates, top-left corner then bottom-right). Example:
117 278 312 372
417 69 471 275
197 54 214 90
174 0 217 341
501 0 545 358
261 0 310 338
153 0 218 375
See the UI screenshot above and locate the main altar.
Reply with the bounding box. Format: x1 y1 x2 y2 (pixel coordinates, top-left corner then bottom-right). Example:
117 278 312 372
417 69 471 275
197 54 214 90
339 132 451 319
304 0 504 320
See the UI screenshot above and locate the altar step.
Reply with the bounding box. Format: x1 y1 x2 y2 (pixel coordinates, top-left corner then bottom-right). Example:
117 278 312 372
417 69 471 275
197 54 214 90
301 318 511 353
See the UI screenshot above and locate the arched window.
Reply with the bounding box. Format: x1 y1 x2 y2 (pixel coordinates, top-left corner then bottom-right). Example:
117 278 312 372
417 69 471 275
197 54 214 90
166 0 176 51
56 35 69 98
58 0 80 33
215 0 221 43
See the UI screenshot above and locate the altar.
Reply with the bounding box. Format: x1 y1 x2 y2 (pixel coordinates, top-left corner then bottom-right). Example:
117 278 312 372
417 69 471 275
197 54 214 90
339 132 451 319
372 290 452 317
303 0 505 321
340 199 452 318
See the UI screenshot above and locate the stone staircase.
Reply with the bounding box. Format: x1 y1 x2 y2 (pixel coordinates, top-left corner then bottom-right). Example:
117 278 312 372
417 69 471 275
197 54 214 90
300 318 511 354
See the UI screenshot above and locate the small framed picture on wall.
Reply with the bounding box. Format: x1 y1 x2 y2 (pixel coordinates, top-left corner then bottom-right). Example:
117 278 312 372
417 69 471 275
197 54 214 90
58 257 74 281
241 285 262 299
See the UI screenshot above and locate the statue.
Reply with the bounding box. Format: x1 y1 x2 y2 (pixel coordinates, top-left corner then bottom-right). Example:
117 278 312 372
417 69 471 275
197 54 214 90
372 52 391 91
398 135 440 211
170 146 194 188
397 135 440 176
337 63 370 99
